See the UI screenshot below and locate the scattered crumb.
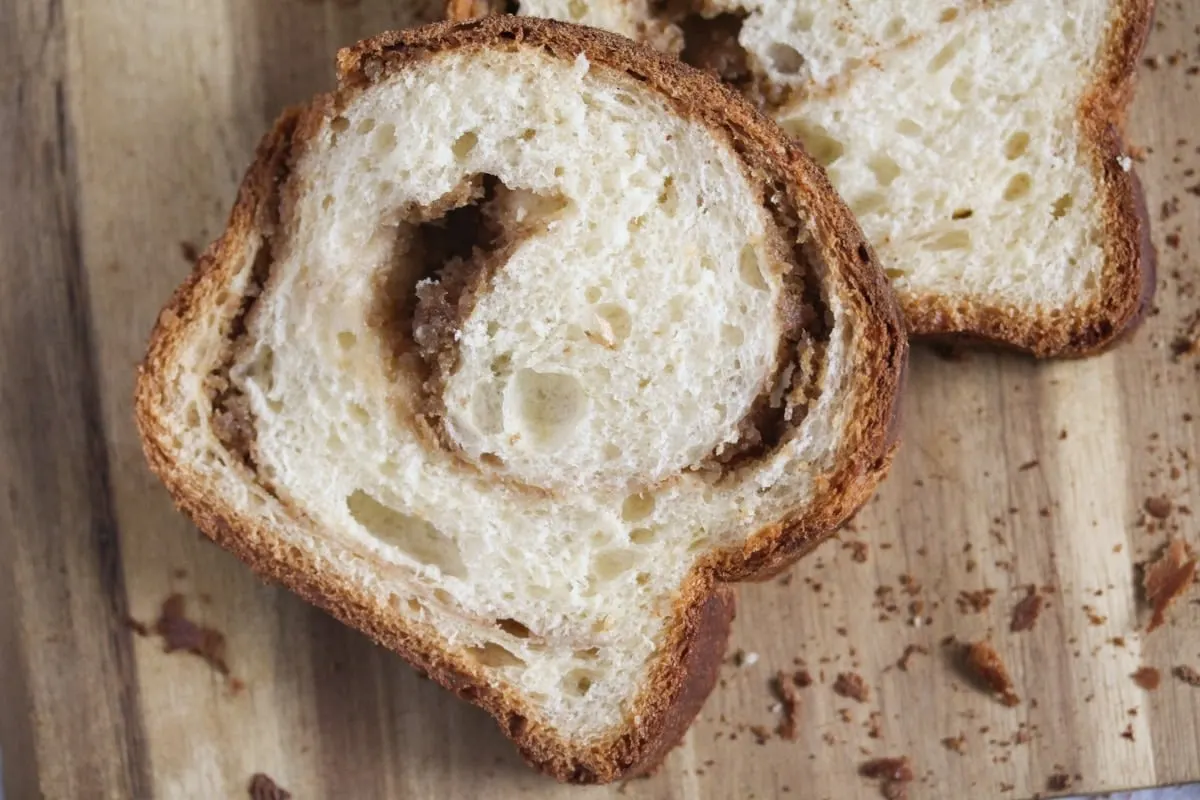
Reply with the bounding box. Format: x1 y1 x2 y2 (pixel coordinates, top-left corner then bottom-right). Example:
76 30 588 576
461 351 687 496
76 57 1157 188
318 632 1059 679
867 711 883 739
792 669 814 688
734 650 760 667
1144 496 1173 520
749 725 772 745
1143 538 1197 632
1132 666 1162 691
1010 587 1043 633
1018 459 1040 471
1046 773 1072 792
180 240 201 263
833 672 870 703
859 757 914 800
963 641 1019 707
845 540 870 563
133 594 231 678
941 734 966 755
248 773 291 800
1083 605 1107 626
897 644 929 672
1173 665 1200 687
126 618 151 637
957 589 997 614
1121 724 1135 741
772 671 801 740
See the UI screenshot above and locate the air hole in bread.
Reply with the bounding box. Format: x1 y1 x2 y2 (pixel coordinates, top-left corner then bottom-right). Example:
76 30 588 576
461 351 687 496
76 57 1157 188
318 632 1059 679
602 442 621 461
784 121 844 167
621 492 655 522
322 194 334 210
496 617 533 638
722 324 745 346
922 230 971 252
330 116 349 146
767 43 805 75
349 403 370 425
1003 173 1033 201
452 131 478 161
851 192 888 216
433 588 453 604
884 17 907 38
629 527 657 545
346 490 467 577
356 117 376 135
738 245 769 291
1062 18 1077 36
337 331 357 350
950 74 972 103
896 118 923 137
884 268 907 279
1004 131 1031 160
468 642 526 668
372 122 398 156
567 0 588 21
951 208 974 220
506 369 588 451
1051 193 1074 218
657 175 678 214
928 34 965 72
564 669 597 696
590 548 639 584
595 303 632 346
573 647 600 661
406 597 424 614
939 7 959 22
185 404 200 427
867 154 902 186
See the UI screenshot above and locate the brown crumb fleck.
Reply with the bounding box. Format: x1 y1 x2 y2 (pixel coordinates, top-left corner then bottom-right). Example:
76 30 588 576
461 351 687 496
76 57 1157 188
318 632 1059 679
956 588 996 614
896 644 929 672
1018 459 1040 471
126 617 151 637
834 672 870 703
772 670 801 740
867 711 883 739
139 594 231 677
1144 496 1173 520
1083 605 1107 626
860 757 914 800
792 668 814 688
941 734 966 754
248 773 291 800
1010 586 1043 632
1132 666 1162 690
1046 773 1072 792
963 641 1019 706
1121 724 1135 741
1143 538 1197 632
749 724 771 745
1173 665 1200 687
179 240 201 264
845 540 870 563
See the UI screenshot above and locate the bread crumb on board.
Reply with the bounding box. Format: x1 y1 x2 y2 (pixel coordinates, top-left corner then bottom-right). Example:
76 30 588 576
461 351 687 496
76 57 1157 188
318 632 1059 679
248 773 291 800
963 641 1020 707
1010 586 1044 632
1143 538 1197 632
1131 666 1162 690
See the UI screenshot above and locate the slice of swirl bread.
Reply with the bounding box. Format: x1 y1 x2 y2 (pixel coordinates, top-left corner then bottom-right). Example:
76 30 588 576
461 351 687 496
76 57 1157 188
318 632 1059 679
135 18 906 783
448 0 1156 356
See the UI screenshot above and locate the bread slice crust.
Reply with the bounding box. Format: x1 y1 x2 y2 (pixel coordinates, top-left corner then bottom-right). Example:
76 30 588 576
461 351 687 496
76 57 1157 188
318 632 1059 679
448 2 1157 358
136 17 906 783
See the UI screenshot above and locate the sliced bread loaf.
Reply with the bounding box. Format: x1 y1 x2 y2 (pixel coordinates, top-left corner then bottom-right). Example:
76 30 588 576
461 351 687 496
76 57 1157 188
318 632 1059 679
450 0 1156 356
135 18 906 782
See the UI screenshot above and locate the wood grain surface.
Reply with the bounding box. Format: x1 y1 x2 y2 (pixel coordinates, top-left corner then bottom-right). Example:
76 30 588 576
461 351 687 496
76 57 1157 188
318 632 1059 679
2 1 1199 798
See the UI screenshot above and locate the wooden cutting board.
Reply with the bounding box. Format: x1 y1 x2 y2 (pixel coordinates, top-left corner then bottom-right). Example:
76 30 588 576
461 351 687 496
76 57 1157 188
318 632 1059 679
3 1 1199 797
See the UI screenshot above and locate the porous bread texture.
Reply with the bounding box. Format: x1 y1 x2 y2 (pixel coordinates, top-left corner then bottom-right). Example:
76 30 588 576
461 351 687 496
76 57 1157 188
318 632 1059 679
137 18 906 779
234 47 820 738
463 0 1153 355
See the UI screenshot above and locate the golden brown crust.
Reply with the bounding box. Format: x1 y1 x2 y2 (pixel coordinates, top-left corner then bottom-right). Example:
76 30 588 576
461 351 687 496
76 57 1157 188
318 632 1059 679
450 1 1157 358
136 17 904 783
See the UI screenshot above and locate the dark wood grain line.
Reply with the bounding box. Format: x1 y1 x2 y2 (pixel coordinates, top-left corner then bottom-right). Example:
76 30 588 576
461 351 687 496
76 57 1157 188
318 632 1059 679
0 0 152 795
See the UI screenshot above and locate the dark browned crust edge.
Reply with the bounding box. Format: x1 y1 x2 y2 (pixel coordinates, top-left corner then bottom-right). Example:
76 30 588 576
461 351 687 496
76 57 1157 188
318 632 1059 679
450 2 1157 359
135 17 905 784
